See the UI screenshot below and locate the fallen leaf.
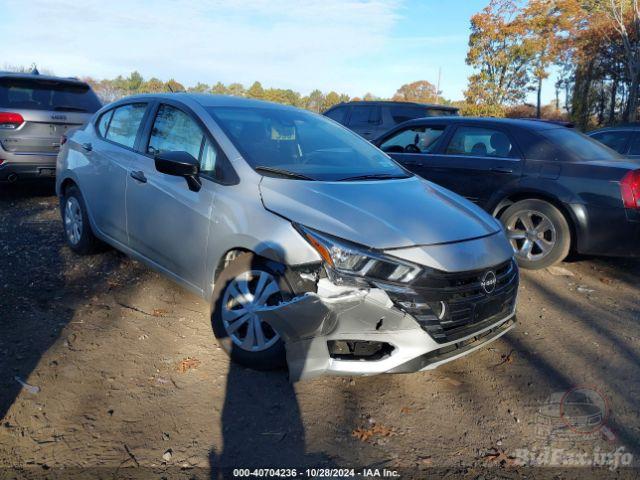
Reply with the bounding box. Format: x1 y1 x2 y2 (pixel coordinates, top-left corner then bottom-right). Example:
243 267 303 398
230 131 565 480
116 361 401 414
400 406 412 414
352 424 395 442
153 308 168 317
494 349 515 367
546 266 574 277
177 357 200 373
483 448 518 467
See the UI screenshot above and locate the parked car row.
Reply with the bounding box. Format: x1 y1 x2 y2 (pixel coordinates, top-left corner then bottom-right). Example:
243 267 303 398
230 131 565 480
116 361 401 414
4 70 638 379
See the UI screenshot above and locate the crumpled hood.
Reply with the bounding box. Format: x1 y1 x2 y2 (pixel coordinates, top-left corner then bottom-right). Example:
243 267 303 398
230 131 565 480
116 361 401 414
259 176 501 249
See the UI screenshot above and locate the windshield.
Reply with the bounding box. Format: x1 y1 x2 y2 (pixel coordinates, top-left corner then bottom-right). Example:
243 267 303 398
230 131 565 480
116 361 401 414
208 106 410 181
0 77 102 113
540 127 622 161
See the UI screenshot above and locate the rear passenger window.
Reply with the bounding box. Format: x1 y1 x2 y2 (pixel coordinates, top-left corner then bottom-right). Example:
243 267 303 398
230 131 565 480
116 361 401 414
590 131 630 154
96 110 113 137
445 126 515 158
325 107 347 124
348 105 380 126
105 103 147 148
628 134 640 155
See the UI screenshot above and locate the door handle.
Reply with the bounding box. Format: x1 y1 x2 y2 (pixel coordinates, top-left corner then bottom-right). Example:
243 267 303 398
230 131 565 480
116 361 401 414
81 142 92 151
130 170 147 183
490 167 513 174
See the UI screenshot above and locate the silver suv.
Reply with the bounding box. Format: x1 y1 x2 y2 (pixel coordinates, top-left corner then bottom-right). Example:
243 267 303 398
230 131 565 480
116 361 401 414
0 71 101 182
56 94 518 381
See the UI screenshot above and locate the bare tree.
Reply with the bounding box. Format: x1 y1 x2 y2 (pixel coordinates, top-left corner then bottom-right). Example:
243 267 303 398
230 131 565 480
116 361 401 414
605 0 640 121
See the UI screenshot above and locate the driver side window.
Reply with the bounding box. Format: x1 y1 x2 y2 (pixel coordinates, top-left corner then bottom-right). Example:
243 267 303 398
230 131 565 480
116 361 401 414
147 104 219 176
380 126 445 154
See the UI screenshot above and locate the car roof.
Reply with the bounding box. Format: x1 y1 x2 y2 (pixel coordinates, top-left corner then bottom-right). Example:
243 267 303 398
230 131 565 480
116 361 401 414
328 100 459 111
0 71 89 86
395 116 563 131
589 124 640 133
111 93 300 111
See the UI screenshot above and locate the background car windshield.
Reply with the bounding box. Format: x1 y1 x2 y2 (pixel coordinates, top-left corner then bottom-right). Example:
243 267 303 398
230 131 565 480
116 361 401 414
541 128 621 161
0 78 102 112
208 107 408 181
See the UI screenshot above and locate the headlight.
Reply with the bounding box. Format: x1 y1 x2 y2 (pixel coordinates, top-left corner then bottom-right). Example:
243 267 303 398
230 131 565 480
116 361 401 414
295 224 422 287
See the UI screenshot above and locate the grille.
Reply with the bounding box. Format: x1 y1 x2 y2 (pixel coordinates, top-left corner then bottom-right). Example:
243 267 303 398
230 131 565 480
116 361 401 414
388 259 518 343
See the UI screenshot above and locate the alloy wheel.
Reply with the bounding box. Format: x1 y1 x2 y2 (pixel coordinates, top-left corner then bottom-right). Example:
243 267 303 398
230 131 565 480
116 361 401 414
221 270 282 352
506 209 556 261
64 197 83 245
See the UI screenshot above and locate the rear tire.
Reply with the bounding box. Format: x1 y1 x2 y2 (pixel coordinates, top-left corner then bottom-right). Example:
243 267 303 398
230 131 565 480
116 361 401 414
211 253 288 370
61 185 101 255
499 199 571 270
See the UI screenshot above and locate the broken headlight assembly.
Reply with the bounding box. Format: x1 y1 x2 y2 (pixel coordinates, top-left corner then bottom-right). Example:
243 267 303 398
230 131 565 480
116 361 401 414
294 224 422 288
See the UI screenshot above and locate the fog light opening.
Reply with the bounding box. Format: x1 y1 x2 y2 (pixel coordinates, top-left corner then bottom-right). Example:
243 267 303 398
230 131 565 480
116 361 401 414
328 340 394 361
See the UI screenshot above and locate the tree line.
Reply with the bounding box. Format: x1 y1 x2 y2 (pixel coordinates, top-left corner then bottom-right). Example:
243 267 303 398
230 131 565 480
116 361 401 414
81 73 449 113
463 0 640 129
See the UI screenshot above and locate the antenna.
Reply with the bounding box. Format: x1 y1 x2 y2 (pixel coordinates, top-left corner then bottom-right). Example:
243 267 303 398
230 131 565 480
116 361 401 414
436 67 441 104
167 83 174 93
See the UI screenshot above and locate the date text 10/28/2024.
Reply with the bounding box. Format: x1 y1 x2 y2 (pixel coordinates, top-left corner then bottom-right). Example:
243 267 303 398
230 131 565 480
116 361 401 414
232 468 401 478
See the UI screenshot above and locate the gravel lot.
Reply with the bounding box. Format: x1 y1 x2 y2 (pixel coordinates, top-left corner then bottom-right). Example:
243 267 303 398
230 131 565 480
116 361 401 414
1 182 639 479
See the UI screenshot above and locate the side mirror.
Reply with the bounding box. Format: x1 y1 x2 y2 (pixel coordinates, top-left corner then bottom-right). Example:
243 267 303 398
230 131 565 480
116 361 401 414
154 151 201 192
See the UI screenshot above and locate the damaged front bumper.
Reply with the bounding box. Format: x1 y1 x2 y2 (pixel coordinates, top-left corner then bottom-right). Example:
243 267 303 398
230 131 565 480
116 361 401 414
257 280 516 382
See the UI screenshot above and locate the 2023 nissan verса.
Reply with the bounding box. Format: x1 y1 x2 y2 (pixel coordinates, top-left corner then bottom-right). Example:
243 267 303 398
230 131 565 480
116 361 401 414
56 94 518 380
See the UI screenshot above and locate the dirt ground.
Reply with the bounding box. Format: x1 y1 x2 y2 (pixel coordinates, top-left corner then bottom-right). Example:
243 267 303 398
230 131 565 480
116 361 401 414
1 182 639 479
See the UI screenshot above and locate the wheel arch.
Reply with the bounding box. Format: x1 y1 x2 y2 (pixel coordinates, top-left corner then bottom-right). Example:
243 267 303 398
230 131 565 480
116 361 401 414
491 190 580 253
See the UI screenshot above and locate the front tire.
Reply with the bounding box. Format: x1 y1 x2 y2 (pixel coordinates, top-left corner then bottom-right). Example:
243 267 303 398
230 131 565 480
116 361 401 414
61 185 101 255
500 199 571 270
211 253 288 370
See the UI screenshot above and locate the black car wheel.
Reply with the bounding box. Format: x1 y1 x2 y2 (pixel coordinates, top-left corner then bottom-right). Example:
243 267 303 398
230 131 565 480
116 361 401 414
500 199 571 270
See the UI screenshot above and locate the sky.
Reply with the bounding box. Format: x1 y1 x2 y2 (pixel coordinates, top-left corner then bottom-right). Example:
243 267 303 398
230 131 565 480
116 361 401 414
0 0 557 104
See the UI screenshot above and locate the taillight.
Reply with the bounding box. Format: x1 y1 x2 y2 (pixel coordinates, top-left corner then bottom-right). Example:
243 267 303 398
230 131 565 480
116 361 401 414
0 112 24 129
621 170 640 209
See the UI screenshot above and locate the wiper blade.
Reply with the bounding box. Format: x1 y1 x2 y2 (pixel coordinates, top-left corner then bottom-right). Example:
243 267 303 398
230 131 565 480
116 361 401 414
255 166 315 180
337 173 410 182
53 106 88 112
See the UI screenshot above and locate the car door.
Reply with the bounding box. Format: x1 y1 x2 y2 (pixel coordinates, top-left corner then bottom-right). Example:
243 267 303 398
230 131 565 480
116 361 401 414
382 123 522 207
125 101 220 293
346 104 381 140
426 125 522 207
83 102 149 245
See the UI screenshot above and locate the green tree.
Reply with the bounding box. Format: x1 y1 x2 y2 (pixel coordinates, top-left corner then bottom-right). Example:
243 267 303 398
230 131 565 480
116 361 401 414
140 77 166 93
306 89 325 112
227 83 245 97
188 82 210 93
247 81 265 99
126 71 144 92
211 82 228 95
322 91 341 111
